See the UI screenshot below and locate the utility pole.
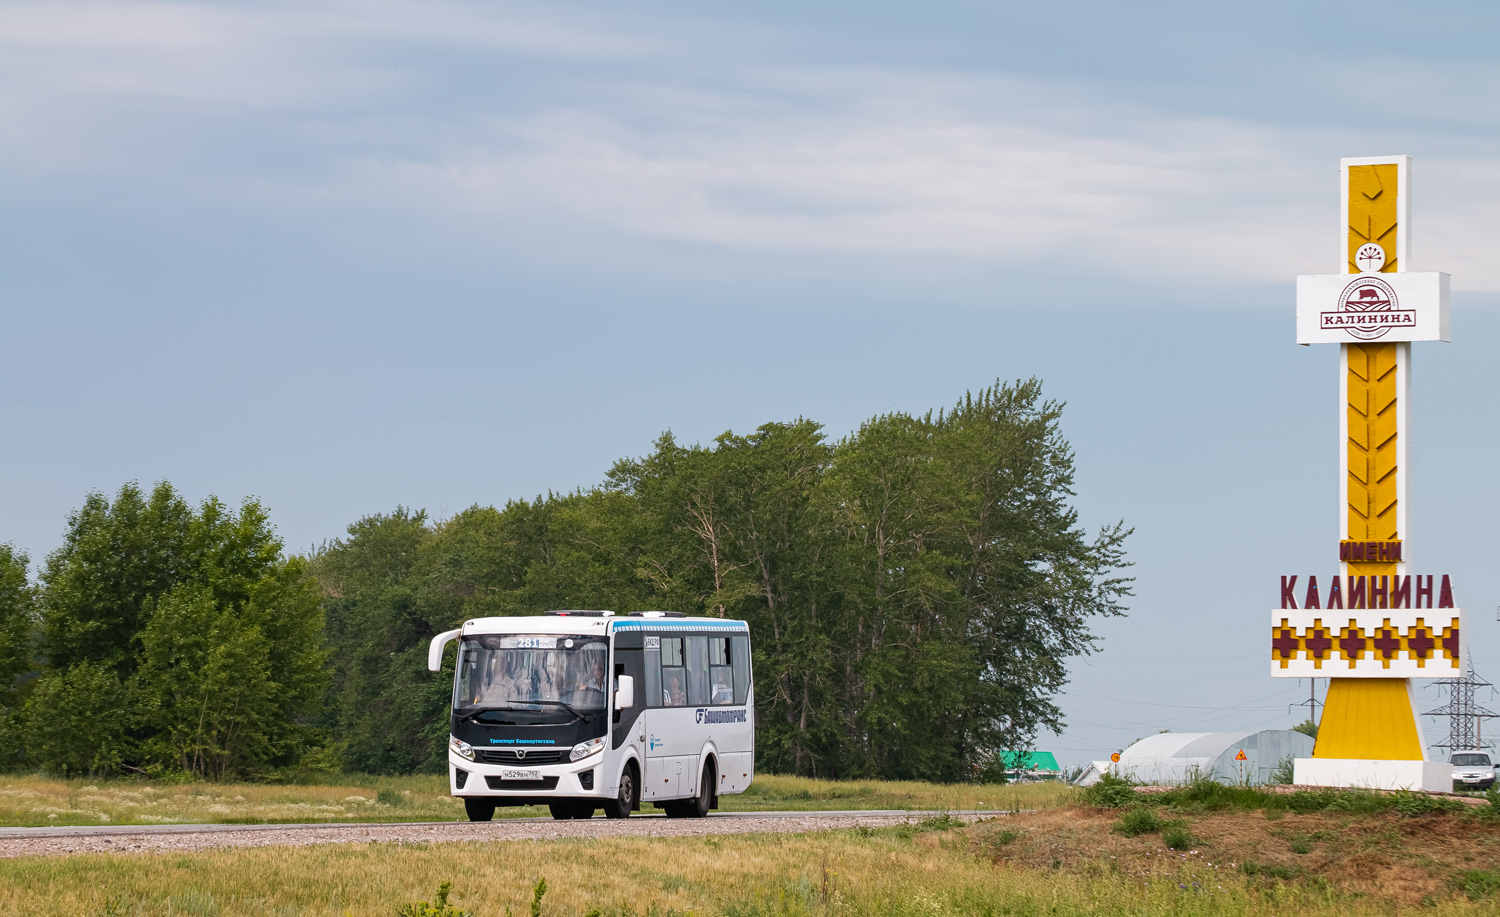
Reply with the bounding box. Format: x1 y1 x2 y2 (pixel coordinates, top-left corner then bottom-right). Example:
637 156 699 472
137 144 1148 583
1290 678 1322 728
1425 651 1499 753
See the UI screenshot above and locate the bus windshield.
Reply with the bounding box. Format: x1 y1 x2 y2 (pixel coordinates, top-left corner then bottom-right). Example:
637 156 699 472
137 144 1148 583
454 634 609 717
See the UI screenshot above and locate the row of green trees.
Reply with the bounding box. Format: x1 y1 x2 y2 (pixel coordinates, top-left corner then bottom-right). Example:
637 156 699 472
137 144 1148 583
0 380 1132 780
0 486 329 777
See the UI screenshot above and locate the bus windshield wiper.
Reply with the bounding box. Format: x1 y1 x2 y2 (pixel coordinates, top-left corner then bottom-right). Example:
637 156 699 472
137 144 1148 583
456 706 523 721
458 701 589 723
521 700 590 722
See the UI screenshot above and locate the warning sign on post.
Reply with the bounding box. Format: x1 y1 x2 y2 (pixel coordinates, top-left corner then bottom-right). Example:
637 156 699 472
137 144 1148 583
1235 749 1248 761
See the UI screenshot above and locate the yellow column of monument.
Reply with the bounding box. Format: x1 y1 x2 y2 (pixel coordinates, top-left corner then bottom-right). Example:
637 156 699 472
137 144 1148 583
1313 162 1424 760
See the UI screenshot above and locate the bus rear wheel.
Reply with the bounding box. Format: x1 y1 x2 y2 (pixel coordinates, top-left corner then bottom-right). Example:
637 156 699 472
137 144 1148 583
664 761 713 818
464 798 496 822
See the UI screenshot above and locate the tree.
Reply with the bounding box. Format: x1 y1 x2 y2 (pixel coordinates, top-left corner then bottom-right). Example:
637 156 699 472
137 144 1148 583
18 663 128 776
610 422 836 772
313 380 1130 781
39 482 281 679
0 545 37 768
1292 718 1318 739
0 544 34 703
314 508 448 773
22 482 328 778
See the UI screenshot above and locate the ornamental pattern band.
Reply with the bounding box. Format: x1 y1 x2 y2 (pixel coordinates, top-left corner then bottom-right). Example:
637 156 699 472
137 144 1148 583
1268 610 1464 678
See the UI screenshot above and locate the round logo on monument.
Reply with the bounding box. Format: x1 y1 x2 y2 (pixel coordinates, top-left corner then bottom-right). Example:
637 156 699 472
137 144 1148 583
1355 242 1386 273
1335 276 1400 340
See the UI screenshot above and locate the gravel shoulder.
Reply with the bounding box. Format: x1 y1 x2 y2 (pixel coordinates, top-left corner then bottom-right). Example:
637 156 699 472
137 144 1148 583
0 811 978 859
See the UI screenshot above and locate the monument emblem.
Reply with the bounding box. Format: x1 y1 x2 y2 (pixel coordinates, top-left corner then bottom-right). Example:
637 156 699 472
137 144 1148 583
1322 275 1413 340
1355 242 1387 272
1275 155 1462 792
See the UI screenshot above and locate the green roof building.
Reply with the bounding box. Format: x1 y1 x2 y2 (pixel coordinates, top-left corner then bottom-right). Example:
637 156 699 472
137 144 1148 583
999 751 1061 780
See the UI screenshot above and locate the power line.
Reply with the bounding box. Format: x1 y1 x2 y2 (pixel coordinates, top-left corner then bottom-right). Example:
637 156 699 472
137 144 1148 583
1069 668 1265 688
1424 650 1499 753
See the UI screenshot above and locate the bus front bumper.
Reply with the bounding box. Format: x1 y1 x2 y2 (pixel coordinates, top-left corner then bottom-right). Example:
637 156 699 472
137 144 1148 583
449 751 606 802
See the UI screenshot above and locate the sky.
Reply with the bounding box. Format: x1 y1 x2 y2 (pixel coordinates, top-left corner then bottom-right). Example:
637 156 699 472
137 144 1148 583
5 0 1500 767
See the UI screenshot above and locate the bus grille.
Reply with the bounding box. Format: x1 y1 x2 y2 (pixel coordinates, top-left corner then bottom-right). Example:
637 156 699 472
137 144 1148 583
484 776 561 791
475 749 567 765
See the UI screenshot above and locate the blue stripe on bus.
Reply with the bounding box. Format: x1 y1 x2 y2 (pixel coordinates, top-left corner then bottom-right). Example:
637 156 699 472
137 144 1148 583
610 621 748 632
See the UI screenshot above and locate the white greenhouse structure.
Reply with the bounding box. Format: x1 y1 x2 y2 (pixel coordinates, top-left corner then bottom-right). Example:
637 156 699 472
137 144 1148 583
1074 728 1315 787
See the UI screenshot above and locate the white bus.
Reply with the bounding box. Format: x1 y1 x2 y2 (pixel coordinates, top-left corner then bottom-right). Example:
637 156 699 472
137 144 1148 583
428 610 754 821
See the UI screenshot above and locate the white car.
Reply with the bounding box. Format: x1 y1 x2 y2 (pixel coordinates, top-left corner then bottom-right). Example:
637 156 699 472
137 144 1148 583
1449 751 1495 790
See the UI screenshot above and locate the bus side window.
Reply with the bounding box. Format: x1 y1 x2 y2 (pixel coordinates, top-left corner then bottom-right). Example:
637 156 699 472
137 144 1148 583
709 637 733 705
644 635 662 708
661 637 686 706
731 635 750 705
686 636 708 706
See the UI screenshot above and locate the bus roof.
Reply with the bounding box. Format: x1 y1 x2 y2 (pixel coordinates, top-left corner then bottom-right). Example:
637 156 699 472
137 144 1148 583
460 613 749 637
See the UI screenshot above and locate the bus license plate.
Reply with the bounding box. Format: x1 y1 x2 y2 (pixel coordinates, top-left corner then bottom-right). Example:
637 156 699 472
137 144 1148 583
500 768 542 781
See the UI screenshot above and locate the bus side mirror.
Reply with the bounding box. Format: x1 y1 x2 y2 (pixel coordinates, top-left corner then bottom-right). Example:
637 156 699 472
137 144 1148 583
428 629 461 672
615 675 635 709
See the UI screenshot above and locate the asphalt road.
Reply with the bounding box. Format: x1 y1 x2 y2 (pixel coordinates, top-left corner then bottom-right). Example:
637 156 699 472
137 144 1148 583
0 809 1014 858
0 808 997 840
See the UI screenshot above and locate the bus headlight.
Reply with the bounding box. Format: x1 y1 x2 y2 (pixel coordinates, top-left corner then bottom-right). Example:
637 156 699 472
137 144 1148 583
450 736 475 761
569 738 604 762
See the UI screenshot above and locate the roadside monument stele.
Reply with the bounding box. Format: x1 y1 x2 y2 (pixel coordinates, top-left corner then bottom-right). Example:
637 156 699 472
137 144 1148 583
1275 155 1462 791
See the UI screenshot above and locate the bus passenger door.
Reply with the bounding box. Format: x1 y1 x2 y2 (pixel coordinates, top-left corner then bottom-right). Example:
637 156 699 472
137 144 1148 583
640 633 677 800
642 714 678 799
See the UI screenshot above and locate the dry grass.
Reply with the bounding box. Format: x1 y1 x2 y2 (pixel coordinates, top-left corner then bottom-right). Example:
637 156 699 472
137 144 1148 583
6 816 1492 917
0 775 476 827
982 802 1500 909
0 774 1070 827
729 773 1069 813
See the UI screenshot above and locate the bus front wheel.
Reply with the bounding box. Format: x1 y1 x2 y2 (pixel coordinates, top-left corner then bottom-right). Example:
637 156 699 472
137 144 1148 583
464 798 496 822
603 763 638 819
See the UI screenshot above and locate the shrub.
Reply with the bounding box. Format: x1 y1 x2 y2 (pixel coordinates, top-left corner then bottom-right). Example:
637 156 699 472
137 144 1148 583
396 882 472 917
1082 774 1138 808
1392 790 1463 817
1455 869 1500 901
916 813 963 832
1269 754 1296 785
1285 790 1331 814
1160 778 1275 813
1115 808 1164 837
1286 787 1389 815
529 878 548 917
1324 789 1391 815
990 829 1021 847
1161 825 1195 851
1242 861 1301 880
1481 786 1500 821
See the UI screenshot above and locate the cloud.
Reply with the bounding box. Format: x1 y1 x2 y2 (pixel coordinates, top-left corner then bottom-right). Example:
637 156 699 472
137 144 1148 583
3 1 1498 295
311 88 1331 288
0 0 656 108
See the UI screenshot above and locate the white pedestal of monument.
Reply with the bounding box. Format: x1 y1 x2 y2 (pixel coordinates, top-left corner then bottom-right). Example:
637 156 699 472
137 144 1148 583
1294 758 1450 792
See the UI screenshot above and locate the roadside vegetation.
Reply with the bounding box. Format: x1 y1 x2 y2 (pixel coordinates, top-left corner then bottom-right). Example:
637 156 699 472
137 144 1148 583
0 773 1071 828
0 380 1132 786
7 804 1500 915
1055 775 1500 907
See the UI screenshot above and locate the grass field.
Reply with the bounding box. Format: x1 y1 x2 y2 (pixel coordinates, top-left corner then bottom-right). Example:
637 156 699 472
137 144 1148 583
4 809 1499 916
6 779 1500 914
0 774 1071 827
